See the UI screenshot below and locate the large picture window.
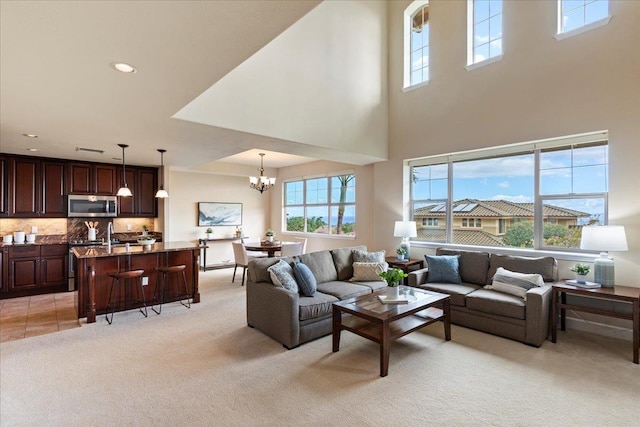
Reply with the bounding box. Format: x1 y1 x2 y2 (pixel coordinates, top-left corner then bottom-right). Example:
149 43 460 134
284 174 356 236
410 132 608 251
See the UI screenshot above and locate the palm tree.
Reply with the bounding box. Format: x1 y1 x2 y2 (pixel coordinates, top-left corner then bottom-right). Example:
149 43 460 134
335 174 354 234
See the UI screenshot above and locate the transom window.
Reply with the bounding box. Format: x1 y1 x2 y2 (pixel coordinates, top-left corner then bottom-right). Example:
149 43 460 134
558 0 609 36
467 0 503 66
410 132 609 251
284 174 356 236
403 1 430 89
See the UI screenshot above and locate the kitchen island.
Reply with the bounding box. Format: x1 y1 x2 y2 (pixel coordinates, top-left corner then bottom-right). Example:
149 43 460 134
72 242 201 323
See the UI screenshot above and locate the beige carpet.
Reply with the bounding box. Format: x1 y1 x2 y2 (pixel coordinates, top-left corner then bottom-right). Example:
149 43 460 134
1 269 638 426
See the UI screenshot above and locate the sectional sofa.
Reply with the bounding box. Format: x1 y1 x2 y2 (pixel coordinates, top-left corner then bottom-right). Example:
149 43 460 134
408 248 559 347
246 246 387 349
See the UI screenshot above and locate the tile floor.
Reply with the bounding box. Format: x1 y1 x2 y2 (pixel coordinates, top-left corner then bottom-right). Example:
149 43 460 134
0 292 80 342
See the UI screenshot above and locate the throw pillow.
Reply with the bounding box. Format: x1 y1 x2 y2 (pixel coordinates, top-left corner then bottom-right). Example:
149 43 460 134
486 267 543 299
425 255 462 284
353 249 386 263
267 259 298 293
292 262 317 297
351 262 388 281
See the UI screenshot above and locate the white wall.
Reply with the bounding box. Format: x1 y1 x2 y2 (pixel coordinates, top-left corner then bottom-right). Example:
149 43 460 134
167 170 270 264
377 0 640 285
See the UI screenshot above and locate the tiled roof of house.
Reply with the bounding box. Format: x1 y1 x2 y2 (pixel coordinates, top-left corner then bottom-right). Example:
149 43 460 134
416 228 506 246
414 199 590 218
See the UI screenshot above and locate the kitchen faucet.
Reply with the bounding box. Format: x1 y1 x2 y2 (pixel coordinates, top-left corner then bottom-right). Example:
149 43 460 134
107 222 114 251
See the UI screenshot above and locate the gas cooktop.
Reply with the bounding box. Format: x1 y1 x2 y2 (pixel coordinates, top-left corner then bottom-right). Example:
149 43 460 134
68 239 119 246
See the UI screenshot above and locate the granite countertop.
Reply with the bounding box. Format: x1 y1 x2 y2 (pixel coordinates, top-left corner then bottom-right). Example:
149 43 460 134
71 241 200 259
0 235 68 247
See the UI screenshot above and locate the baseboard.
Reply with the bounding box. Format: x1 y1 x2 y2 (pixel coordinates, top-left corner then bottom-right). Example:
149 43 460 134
564 314 633 342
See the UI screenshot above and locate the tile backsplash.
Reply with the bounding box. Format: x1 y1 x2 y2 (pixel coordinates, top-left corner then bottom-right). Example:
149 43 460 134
0 218 67 236
0 217 156 239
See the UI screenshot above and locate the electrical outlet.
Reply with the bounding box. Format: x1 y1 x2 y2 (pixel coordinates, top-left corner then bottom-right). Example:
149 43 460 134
142 277 149 286
31 226 38 234
127 224 132 231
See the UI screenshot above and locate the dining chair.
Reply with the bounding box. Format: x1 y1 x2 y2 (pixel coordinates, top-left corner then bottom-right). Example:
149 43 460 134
280 241 304 257
231 242 265 286
292 237 307 254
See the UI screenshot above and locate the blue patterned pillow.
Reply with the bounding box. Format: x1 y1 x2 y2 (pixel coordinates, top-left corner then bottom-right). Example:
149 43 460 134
425 255 462 284
292 262 317 296
267 260 298 292
353 249 386 263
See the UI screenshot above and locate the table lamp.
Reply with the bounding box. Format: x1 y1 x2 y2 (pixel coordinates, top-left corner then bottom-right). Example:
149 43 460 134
394 221 417 259
580 225 628 287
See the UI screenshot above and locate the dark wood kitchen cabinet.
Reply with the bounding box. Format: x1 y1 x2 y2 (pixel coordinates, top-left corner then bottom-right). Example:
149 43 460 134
117 166 157 217
0 155 7 216
4 244 68 297
8 158 66 217
0 246 7 292
67 162 117 195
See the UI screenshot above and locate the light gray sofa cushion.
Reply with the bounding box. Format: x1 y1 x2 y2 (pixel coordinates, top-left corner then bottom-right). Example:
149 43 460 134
299 251 339 284
317 281 371 300
466 289 526 320
437 248 490 286
486 254 557 285
298 292 339 321
331 245 367 280
420 282 482 307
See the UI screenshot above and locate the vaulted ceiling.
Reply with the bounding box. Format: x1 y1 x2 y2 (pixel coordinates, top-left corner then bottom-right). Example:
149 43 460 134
0 0 388 172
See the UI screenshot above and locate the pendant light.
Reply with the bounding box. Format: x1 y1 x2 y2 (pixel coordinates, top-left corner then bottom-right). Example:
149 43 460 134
155 149 169 198
116 144 132 197
249 153 276 193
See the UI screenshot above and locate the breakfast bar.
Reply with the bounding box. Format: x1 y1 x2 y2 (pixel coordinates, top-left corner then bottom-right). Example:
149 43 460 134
72 242 201 323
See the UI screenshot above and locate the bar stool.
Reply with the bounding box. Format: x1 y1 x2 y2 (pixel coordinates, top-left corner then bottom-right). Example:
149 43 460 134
105 269 147 324
152 264 190 315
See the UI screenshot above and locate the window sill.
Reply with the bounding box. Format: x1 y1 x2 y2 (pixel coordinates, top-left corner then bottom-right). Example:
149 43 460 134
465 54 503 72
402 80 430 93
555 16 611 41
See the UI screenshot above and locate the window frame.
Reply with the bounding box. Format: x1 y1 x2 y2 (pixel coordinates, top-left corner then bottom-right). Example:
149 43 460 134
403 0 430 91
283 172 356 238
409 131 609 254
466 0 504 71
555 0 611 41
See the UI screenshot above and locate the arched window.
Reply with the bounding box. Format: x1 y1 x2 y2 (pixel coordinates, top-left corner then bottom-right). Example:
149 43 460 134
404 1 429 89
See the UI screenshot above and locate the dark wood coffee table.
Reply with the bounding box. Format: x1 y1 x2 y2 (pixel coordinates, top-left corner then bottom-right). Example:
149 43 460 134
332 286 451 377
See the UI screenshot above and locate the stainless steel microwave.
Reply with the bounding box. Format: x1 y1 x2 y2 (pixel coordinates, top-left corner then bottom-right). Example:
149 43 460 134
68 195 117 217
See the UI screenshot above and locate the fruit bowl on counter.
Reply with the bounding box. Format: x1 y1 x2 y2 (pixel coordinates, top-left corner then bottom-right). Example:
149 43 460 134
137 237 156 246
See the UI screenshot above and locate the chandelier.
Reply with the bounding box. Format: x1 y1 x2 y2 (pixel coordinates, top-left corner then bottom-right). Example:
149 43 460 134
249 153 276 193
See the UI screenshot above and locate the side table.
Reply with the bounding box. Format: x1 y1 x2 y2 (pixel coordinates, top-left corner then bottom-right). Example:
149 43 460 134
385 257 425 286
551 281 640 364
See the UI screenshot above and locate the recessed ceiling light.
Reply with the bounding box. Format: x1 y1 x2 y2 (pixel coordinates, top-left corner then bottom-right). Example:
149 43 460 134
22 133 38 138
27 148 39 152
110 62 137 74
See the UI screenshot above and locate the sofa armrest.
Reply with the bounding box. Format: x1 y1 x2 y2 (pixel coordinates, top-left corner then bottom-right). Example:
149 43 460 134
408 267 429 287
246 280 301 349
524 282 554 347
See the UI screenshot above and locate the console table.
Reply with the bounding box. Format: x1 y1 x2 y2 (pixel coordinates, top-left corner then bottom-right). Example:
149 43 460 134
551 281 640 364
198 237 245 271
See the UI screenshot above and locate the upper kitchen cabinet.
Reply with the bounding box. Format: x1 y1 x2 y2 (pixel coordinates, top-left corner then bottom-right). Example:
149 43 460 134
117 166 158 218
136 168 157 217
0 155 7 216
8 157 66 217
67 162 117 195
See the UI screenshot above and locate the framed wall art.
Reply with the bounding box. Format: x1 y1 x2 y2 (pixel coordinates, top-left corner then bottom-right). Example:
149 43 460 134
198 202 243 226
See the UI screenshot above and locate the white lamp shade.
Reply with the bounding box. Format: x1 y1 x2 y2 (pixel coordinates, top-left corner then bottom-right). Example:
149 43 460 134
116 186 132 197
394 221 417 238
580 225 628 252
155 188 169 198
